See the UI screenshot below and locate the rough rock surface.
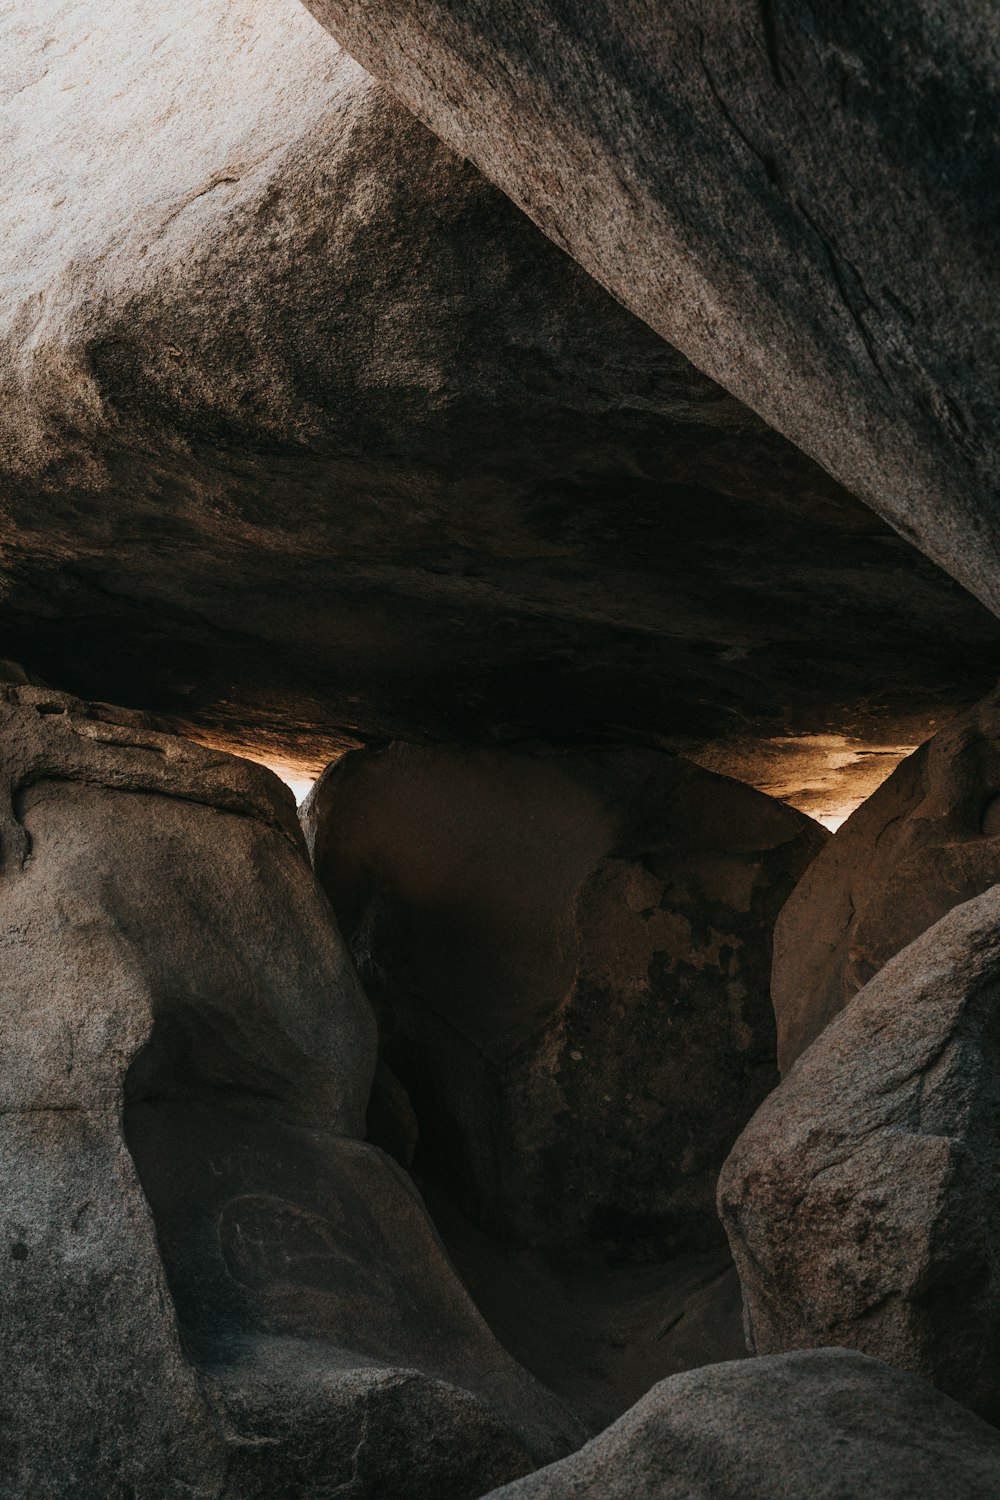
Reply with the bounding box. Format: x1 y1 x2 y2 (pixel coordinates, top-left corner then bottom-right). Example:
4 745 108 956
772 684 1000 1069
2 2 998 780
719 888 1000 1424
475 1350 1000 1500
208 1356 542 1500
303 742 824 1257
305 0 1000 623
0 685 577 1497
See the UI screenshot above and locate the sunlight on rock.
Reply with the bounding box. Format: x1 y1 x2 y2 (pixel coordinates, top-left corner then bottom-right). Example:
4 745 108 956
817 812 849 833
674 733 923 834
257 762 317 806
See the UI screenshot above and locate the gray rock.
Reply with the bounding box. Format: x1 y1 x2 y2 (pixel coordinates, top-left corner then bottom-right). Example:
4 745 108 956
305 0 1000 622
0 687 344 1495
719 887 1000 1424
2 1 997 776
303 742 824 1257
126 1099 581 1466
772 684 1000 1069
475 1350 1000 1500
0 685 578 1496
0 1109 226 1499
208 1352 541 1500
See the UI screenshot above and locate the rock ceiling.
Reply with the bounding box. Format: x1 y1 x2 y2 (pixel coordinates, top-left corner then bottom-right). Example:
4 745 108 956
2 0 997 820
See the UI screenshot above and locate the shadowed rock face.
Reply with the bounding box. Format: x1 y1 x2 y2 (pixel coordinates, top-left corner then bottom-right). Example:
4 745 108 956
304 0 1000 623
302 741 825 1259
476 1351 1000 1500
0 684 579 1498
2 2 999 784
772 685 1000 1071
719 888 1000 1426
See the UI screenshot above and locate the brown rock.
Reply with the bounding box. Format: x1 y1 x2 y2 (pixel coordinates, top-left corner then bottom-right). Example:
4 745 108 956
303 741 824 1258
772 685 1000 1070
305 0 1000 622
2 1 997 775
0 685 578 1496
718 887 1000 1423
475 1350 1000 1500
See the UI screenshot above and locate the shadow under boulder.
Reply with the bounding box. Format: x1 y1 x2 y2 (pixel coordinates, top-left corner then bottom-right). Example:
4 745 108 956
302 740 824 1421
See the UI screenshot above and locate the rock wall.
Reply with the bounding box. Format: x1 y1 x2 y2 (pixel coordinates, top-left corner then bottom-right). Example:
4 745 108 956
303 742 824 1257
1 0 996 770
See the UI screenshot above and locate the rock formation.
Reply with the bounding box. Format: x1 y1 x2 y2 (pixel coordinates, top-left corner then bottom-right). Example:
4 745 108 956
1 0 997 788
302 742 824 1257
772 684 1000 1070
3 0 998 1493
304 0 1000 623
719 887 1000 1424
475 1351 1000 1500
0 683 578 1497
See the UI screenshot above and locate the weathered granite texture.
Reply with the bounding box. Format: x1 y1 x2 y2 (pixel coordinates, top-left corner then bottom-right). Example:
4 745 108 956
773 684 1000 1069
303 741 824 1258
305 0 1000 622
720 888 1000 1424
0 684 578 1497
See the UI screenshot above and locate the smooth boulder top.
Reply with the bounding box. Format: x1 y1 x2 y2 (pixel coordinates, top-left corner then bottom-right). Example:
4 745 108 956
772 683 1000 1070
1 0 997 775
720 886 1000 1425
476 1350 1000 1500
306 0 1000 622
0 677 301 865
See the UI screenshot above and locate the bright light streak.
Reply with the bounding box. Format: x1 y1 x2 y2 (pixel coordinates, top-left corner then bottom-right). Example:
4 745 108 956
817 813 849 833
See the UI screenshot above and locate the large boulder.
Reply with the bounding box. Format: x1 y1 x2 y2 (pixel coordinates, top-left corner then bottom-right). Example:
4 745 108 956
0 683 578 1497
305 0 1000 622
719 887 1000 1425
303 742 825 1258
475 1350 1000 1500
772 685 1000 1069
2 1 998 781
